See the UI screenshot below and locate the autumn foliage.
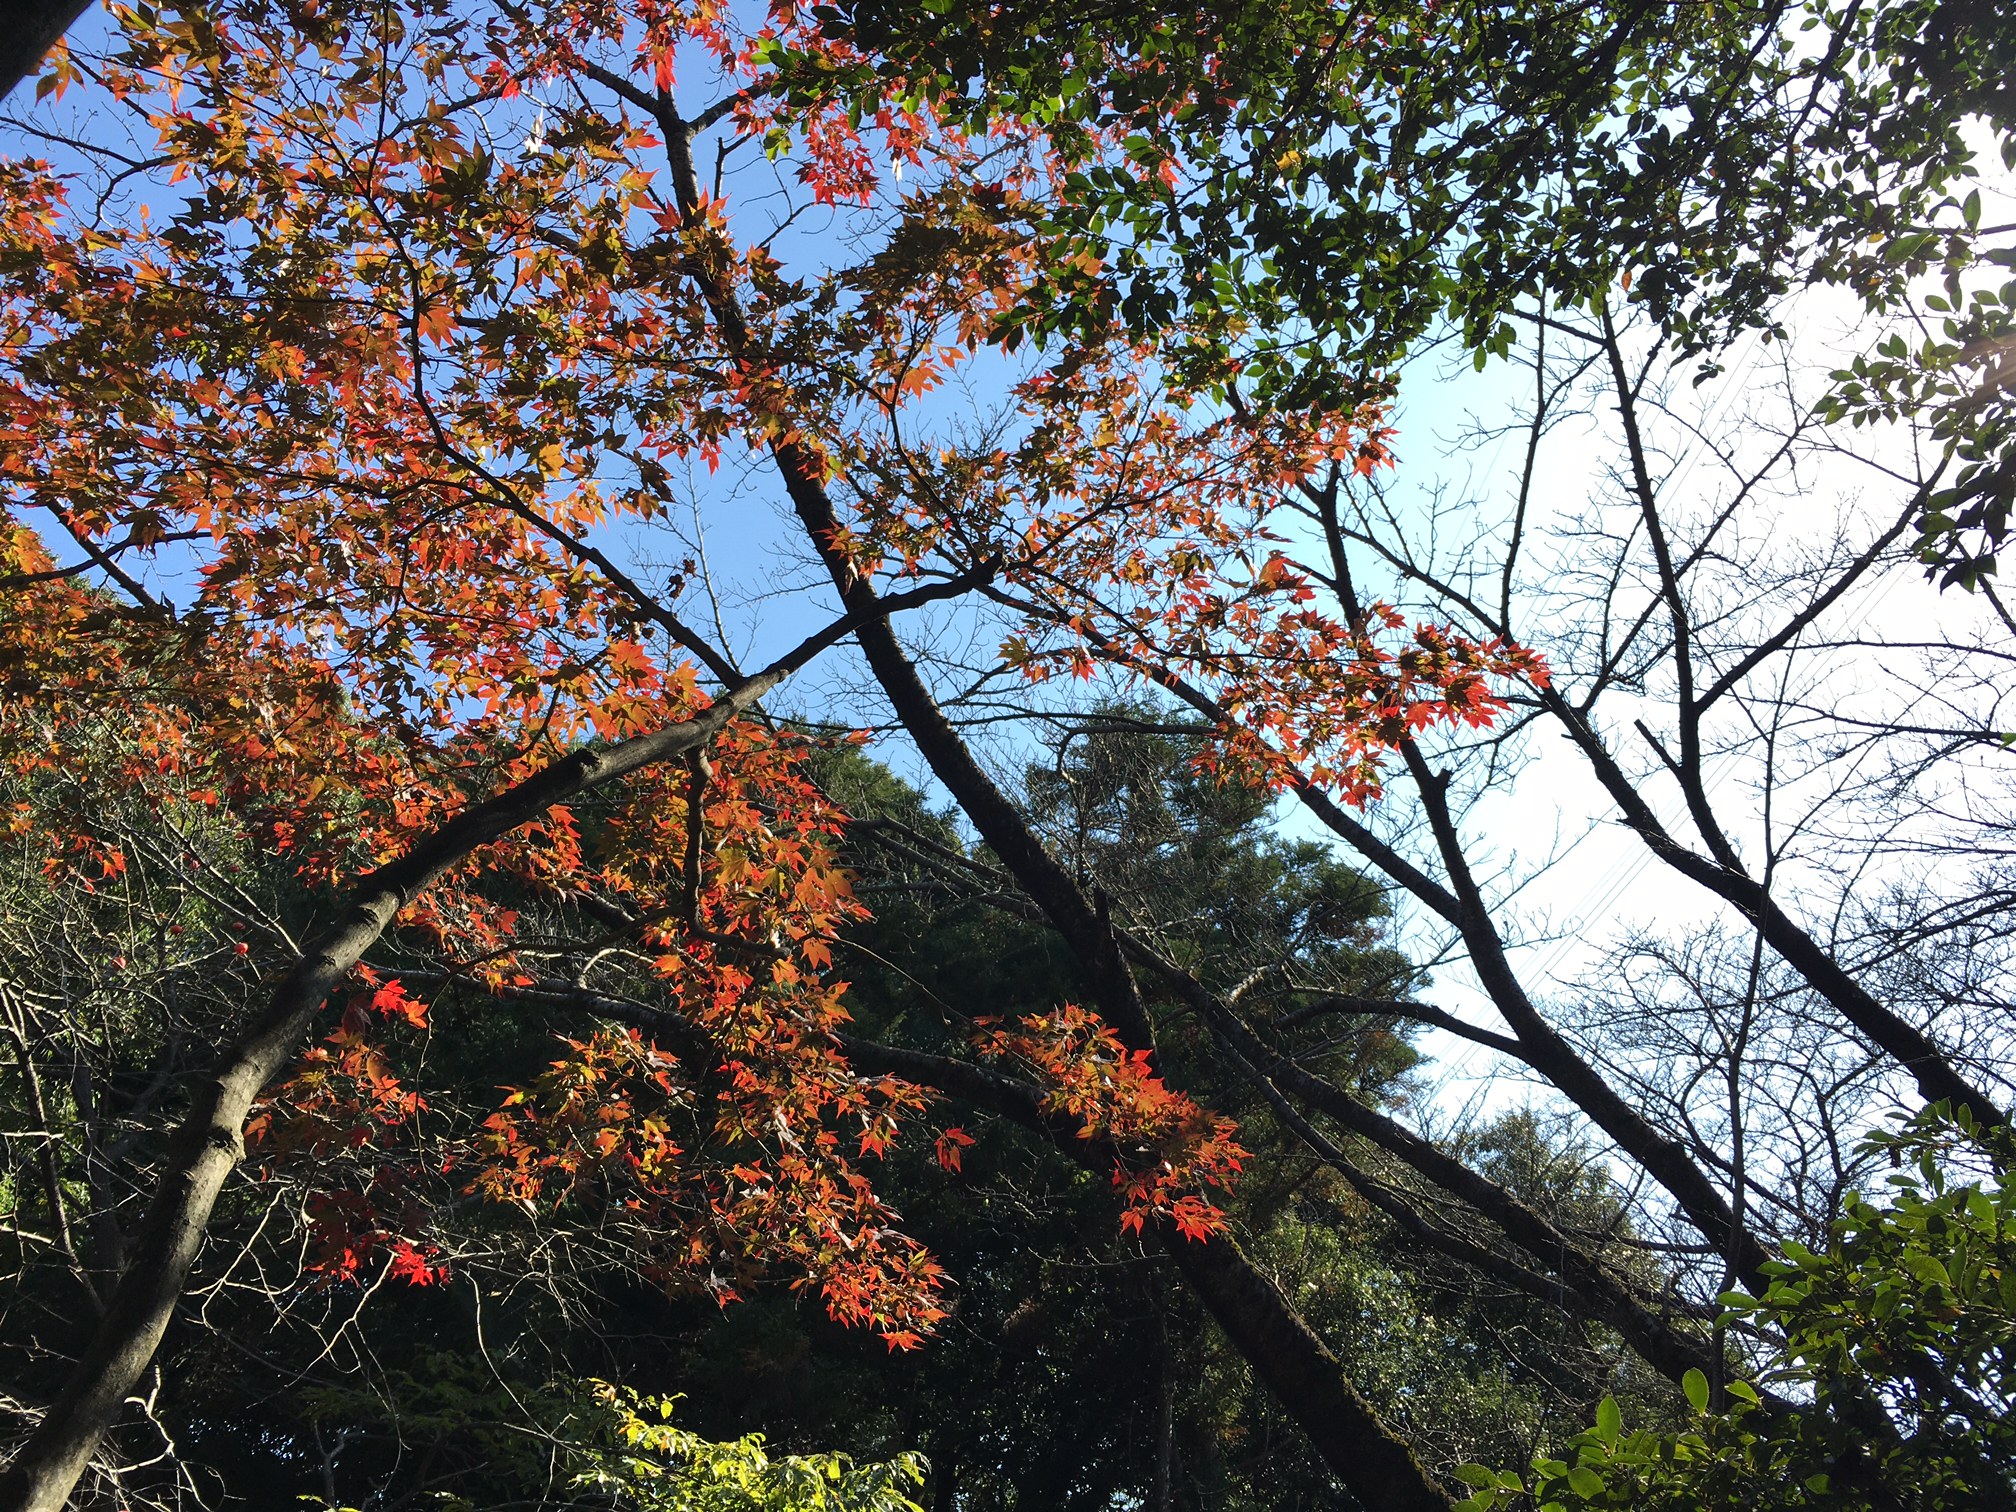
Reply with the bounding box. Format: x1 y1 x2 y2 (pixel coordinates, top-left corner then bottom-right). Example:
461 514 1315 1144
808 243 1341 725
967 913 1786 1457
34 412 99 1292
0 0 1541 1414
977 1005 1247 1242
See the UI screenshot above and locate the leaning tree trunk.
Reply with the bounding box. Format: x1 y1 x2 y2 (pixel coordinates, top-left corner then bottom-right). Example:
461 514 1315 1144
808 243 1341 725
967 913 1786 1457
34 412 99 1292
0 650 825 1511
0 0 93 101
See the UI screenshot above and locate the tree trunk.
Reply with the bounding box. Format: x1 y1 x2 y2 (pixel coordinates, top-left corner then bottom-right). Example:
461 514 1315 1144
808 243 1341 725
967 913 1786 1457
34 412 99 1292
837 1036 1454 1512
0 0 92 101
1160 1232 1450 1512
0 677 788 1511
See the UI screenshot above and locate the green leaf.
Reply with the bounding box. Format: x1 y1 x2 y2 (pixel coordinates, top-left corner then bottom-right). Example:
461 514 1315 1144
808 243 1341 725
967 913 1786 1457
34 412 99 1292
1594 1396 1622 1445
1683 1368 1710 1413
1565 1465 1607 1499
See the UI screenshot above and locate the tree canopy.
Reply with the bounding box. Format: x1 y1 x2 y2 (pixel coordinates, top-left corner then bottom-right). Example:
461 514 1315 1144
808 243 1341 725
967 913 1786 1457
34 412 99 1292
0 2 2012 1510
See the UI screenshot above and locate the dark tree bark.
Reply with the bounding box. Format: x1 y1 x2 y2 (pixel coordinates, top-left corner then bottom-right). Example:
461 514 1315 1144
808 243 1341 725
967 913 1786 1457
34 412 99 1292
0 0 91 102
835 1037 1454 1511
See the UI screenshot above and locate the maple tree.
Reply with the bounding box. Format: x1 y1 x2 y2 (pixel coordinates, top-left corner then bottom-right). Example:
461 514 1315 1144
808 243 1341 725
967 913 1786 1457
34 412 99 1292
0 3 1540 1509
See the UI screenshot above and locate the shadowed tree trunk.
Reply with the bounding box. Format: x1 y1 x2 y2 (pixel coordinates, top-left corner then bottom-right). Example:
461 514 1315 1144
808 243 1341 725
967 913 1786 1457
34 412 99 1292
0 0 91 101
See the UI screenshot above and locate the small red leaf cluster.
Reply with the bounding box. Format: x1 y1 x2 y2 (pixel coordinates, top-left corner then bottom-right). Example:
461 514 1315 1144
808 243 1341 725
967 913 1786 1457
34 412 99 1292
978 1006 1247 1242
247 992 441 1288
